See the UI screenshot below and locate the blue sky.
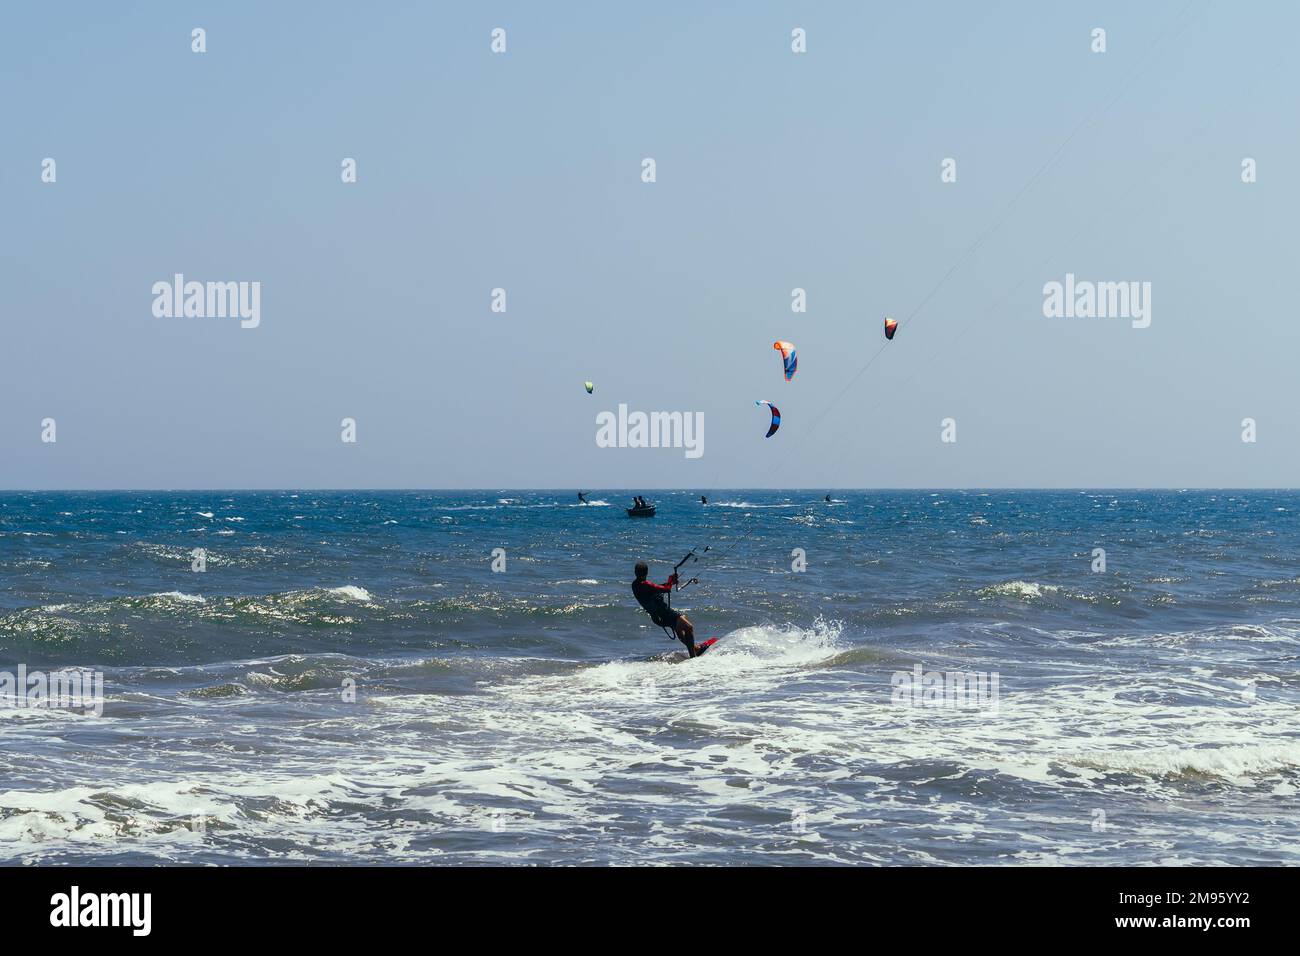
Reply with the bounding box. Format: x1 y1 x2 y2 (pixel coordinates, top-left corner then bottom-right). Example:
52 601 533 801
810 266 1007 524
4 1 1298 488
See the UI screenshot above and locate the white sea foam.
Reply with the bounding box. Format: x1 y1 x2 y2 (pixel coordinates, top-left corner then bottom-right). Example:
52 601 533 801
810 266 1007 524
712 501 800 509
1072 742 1300 781
3 610 1297 867
982 580 1059 600
150 591 206 604
324 585 373 603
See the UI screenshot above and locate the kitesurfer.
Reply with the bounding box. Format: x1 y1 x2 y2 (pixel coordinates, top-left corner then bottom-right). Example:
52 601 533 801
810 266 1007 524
578 491 587 504
701 495 708 505
632 561 699 657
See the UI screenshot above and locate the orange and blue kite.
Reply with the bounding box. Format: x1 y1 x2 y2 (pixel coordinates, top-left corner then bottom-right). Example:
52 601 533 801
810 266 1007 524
773 341 797 381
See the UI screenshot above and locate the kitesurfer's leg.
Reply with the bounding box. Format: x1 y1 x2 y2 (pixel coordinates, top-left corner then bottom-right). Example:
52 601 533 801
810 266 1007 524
675 615 697 656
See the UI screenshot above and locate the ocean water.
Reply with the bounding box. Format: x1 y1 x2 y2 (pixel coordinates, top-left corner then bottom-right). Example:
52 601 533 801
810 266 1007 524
1 489 1297 865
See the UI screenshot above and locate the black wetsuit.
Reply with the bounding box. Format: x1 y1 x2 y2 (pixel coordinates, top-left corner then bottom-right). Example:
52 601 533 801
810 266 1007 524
632 576 679 629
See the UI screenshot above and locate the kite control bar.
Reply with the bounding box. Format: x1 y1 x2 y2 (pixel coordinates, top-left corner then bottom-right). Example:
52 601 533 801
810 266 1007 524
671 546 709 594
660 546 708 637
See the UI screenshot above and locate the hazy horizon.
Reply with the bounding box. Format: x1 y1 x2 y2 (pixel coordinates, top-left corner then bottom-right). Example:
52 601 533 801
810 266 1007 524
5 486 1298 493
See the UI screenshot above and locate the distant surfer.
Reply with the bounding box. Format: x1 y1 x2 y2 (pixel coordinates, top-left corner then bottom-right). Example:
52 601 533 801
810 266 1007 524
578 491 587 504
632 561 701 657
700 495 708 505
825 493 832 503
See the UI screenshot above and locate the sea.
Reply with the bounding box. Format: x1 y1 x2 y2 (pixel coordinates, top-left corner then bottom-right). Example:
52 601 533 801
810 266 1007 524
1 490 1297 865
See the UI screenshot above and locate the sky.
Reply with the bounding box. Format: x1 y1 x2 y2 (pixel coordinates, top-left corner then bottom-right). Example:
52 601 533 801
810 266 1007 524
3 1 1298 489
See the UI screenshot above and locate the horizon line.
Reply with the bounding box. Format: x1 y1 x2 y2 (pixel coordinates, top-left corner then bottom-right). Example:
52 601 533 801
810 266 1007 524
3 487 1298 494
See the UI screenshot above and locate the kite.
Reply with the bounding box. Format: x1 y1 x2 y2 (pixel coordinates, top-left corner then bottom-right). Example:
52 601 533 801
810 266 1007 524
584 381 594 394
884 317 898 340
756 400 781 437
773 341 797 381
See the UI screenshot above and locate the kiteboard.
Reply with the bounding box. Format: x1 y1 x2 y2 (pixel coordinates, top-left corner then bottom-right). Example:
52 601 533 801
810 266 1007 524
656 637 718 664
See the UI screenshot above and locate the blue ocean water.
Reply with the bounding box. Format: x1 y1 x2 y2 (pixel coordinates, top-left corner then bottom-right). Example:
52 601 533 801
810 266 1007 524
1 490 1297 864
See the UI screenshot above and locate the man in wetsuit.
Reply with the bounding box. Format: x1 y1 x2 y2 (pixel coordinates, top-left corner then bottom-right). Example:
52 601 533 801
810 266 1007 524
631 561 700 656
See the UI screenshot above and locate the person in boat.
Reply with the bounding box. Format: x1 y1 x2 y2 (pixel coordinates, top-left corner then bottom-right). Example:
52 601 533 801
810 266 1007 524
631 561 699 656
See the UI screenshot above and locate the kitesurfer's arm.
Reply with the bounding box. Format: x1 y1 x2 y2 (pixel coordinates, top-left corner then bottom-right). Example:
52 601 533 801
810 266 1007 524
642 576 674 593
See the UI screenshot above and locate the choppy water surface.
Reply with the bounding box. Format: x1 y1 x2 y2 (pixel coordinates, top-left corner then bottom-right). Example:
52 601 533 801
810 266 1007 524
1 490 1296 864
